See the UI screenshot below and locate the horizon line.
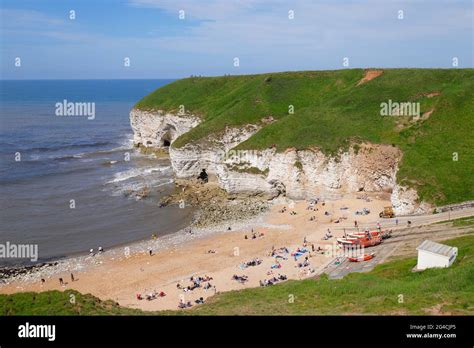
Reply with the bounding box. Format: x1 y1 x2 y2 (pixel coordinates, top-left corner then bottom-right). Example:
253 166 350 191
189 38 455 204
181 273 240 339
2 67 473 82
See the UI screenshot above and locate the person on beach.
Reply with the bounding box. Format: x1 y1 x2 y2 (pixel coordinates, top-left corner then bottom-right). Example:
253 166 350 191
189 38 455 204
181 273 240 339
59 278 64 286
365 229 372 239
198 168 208 183
149 248 153 256
70 273 75 282
395 219 399 226
41 278 45 285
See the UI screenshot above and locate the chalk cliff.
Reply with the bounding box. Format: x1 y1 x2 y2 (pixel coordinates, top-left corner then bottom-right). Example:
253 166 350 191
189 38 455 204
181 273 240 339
130 108 429 215
130 109 200 148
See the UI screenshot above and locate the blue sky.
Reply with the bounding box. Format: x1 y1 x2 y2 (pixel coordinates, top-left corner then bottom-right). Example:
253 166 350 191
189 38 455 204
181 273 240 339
1 0 472 79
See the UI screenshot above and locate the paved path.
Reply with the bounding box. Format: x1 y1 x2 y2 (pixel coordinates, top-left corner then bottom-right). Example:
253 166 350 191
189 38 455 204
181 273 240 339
321 207 474 279
330 206 474 233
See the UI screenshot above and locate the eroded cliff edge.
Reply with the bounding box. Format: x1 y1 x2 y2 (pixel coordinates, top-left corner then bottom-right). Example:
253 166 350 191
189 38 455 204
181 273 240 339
130 108 429 215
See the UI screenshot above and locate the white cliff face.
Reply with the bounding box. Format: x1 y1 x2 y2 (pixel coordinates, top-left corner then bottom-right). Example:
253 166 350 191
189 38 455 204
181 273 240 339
131 109 428 214
169 124 260 178
218 145 401 200
391 184 430 215
130 109 201 148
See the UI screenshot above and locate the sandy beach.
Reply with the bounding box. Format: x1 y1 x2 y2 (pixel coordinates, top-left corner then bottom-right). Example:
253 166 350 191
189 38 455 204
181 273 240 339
1 193 398 311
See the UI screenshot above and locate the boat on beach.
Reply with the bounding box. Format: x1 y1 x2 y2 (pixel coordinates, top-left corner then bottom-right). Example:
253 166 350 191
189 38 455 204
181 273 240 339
337 235 383 248
347 230 392 239
348 252 376 262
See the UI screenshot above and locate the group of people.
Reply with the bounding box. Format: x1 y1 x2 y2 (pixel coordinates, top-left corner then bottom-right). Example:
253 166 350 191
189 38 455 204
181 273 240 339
322 229 333 240
306 198 322 211
178 300 194 309
259 274 287 287
175 276 214 309
177 296 206 309
298 239 322 255
270 246 290 259
355 208 371 215
245 229 264 240
232 274 248 284
177 275 213 292
240 258 263 269
296 256 311 268
89 246 104 256
279 205 309 216
136 290 166 301
291 246 309 260
57 272 76 286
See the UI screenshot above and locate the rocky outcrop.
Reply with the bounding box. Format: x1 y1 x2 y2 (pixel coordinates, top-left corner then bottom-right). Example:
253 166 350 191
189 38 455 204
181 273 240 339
391 184 430 215
131 109 428 215
130 109 200 148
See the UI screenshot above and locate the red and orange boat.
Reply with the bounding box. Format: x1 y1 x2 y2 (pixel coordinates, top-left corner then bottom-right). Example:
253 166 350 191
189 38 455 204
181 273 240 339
348 252 376 262
347 231 381 238
337 235 382 248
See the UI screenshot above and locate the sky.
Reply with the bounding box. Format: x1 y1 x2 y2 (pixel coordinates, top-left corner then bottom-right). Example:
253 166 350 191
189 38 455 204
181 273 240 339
1 0 473 79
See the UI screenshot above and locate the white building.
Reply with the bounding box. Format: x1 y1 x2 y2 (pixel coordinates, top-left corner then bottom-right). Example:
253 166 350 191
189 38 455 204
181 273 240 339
416 240 458 270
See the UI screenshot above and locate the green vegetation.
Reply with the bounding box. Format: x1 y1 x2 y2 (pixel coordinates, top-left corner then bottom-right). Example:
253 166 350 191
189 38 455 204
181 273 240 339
227 164 269 176
294 161 303 171
2 234 473 315
0 290 142 315
436 215 474 227
135 69 474 206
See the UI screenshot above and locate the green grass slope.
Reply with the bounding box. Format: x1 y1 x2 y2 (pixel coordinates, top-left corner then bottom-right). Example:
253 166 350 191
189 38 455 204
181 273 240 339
135 69 474 206
0 290 142 315
1 234 473 316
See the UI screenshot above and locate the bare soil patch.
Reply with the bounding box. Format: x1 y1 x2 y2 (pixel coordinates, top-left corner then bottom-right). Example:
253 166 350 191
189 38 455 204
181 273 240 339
356 69 384 86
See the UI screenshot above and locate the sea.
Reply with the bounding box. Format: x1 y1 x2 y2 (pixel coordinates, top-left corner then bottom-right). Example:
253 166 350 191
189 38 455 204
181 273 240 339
0 80 195 267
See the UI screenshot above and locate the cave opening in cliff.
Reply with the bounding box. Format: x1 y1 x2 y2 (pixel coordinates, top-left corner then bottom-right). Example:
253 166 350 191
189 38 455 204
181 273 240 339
161 126 176 148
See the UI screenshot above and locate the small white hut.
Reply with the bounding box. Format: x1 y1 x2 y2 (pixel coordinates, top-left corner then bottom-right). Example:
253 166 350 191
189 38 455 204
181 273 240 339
416 240 457 270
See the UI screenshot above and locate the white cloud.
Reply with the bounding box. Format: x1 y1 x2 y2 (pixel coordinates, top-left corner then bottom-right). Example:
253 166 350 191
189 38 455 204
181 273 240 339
125 0 472 56
1 1 472 78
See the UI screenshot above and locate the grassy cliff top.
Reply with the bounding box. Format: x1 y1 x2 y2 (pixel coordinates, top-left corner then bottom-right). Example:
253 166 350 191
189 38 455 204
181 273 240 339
135 69 474 206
